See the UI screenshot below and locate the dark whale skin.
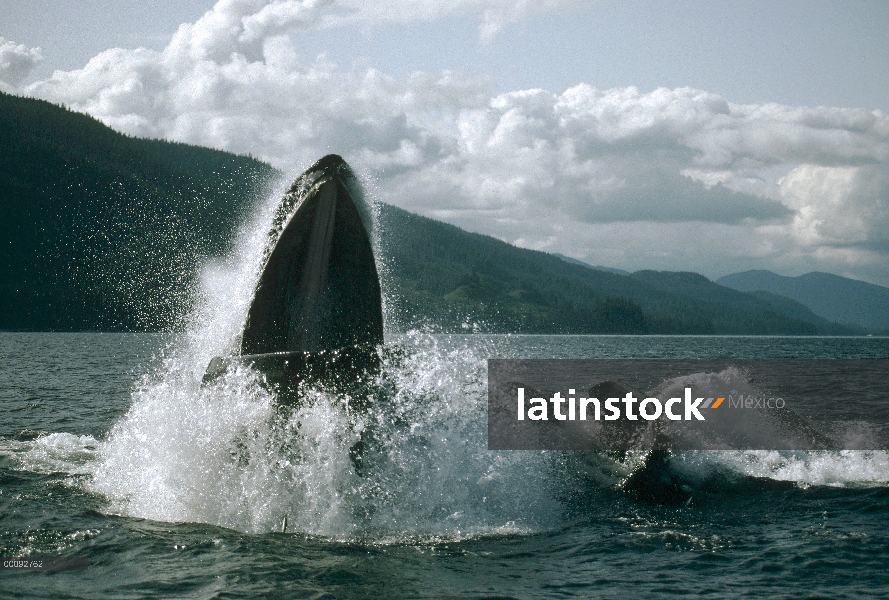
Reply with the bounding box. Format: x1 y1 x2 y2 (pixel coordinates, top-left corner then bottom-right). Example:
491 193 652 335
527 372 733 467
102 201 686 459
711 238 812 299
241 154 383 355
203 155 384 400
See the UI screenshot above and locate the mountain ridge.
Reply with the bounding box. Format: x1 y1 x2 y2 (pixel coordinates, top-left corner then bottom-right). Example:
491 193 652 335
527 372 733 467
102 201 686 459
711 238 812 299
376 206 858 335
0 90 277 330
717 270 889 332
552 253 630 275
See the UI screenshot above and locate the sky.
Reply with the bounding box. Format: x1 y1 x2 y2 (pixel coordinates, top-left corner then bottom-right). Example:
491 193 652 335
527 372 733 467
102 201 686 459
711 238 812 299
2 0 888 286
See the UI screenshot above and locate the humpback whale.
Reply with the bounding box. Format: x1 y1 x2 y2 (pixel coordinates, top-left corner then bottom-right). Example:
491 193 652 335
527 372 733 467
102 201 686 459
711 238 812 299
204 154 384 400
203 155 848 504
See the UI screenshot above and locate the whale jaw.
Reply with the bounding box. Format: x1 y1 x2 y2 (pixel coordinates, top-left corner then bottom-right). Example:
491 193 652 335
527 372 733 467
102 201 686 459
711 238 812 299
241 154 383 356
204 155 384 401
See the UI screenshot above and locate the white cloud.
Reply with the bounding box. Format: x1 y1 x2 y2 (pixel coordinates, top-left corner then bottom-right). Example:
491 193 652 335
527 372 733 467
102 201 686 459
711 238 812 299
780 164 889 251
157 0 574 55
19 0 889 286
0 37 42 88
240 0 334 43
325 0 573 43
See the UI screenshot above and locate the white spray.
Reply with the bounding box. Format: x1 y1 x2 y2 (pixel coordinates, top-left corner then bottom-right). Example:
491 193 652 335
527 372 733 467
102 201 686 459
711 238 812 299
85 172 557 539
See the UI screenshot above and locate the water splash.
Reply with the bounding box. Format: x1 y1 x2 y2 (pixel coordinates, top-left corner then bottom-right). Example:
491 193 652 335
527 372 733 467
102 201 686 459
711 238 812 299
671 450 889 488
87 332 559 537
78 173 556 539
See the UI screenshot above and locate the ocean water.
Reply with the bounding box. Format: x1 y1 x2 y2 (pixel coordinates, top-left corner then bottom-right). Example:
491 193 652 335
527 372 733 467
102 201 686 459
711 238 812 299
3 178 888 598
1 332 888 599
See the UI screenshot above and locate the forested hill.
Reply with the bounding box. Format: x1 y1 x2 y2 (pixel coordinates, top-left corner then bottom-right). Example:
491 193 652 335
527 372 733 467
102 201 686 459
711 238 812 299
1 91 276 330
1 91 861 334
376 206 857 335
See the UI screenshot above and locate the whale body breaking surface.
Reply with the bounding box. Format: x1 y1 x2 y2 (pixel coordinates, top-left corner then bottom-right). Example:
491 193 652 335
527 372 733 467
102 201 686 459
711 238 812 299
203 154 383 398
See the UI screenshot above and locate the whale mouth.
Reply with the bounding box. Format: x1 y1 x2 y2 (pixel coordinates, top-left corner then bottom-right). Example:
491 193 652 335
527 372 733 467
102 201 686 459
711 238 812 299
202 155 384 404
240 154 383 358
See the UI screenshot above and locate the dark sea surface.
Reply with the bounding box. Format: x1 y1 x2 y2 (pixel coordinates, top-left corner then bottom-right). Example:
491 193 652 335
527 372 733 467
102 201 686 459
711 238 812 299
2 332 888 599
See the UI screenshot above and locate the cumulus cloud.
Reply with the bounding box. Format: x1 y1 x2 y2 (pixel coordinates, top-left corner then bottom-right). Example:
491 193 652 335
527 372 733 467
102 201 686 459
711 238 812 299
0 38 42 88
240 0 334 42
157 0 574 51
780 164 889 251
21 0 889 285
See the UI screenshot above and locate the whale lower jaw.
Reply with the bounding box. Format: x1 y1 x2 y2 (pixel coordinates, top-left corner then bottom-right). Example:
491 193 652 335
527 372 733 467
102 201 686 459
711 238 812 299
203 345 381 404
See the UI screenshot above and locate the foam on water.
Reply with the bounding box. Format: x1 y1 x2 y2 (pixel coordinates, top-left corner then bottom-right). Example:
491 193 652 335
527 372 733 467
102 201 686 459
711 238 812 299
671 450 889 487
653 368 889 487
0 433 100 475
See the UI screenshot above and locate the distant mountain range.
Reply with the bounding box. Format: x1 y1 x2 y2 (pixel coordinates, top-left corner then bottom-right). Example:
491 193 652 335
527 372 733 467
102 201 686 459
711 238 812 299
0 91 872 335
717 270 889 333
376 207 859 335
